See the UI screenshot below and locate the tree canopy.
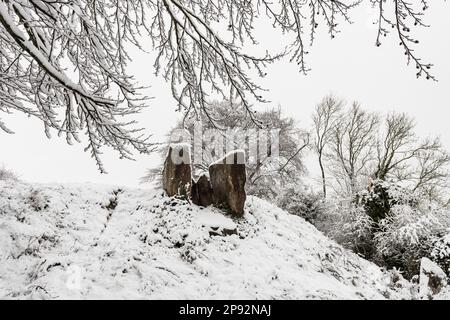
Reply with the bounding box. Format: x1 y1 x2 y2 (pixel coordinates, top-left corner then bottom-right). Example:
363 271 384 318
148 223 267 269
0 0 439 170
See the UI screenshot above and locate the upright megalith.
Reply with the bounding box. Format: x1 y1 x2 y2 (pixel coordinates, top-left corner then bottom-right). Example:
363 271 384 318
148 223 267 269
209 150 246 216
162 144 192 198
161 146 247 215
419 257 448 298
191 173 213 207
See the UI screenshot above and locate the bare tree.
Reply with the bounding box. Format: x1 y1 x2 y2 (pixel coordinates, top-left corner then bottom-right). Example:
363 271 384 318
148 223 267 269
374 113 443 180
328 102 379 196
320 103 449 200
312 95 343 198
374 112 449 200
412 148 449 202
247 109 310 199
375 112 415 180
0 0 440 170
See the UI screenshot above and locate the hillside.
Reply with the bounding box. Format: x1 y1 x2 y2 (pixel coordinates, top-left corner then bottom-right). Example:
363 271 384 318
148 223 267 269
0 181 413 299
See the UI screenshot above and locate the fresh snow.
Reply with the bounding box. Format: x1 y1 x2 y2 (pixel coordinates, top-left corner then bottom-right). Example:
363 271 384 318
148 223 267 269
0 180 416 299
419 257 447 298
196 212 236 231
209 150 246 166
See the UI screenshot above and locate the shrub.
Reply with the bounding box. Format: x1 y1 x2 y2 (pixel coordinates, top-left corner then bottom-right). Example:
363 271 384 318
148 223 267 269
322 186 449 279
0 165 19 182
373 204 445 278
355 179 417 223
277 186 325 224
323 203 376 259
431 232 450 276
26 189 50 212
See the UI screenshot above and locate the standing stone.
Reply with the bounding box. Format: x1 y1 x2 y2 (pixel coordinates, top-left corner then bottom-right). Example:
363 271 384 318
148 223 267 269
209 150 246 216
191 173 213 207
162 144 192 198
419 257 448 299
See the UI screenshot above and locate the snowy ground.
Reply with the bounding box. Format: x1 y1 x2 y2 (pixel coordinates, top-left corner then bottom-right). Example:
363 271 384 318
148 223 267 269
0 180 416 299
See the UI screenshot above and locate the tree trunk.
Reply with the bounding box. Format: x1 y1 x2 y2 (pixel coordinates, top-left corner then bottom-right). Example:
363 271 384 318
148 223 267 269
318 154 327 198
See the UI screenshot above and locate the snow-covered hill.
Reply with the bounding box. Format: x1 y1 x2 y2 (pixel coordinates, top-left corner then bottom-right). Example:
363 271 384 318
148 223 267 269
0 181 412 299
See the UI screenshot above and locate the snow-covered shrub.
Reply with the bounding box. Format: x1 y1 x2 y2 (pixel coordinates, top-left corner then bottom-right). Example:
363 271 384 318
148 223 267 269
356 179 417 223
321 180 449 279
180 244 199 263
373 204 445 278
247 175 282 201
431 232 450 276
323 203 376 258
277 186 325 224
0 165 19 181
26 189 50 212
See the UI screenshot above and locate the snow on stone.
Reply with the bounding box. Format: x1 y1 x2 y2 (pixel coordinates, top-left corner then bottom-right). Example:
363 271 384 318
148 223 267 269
166 143 192 165
169 142 191 152
209 149 246 166
0 180 413 299
419 257 447 298
421 257 447 279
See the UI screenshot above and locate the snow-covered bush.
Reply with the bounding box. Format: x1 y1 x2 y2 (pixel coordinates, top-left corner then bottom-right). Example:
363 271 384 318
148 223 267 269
277 186 325 224
0 165 18 181
431 232 450 276
355 179 417 223
26 189 50 212
324 185 450 279
374 204 445 278
322 203 376 258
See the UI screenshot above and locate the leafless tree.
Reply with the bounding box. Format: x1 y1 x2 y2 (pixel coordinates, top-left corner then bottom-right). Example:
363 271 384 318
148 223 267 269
319 102 449 200
0 0 440 170
412 148 449 202
312 95 343 198
375 113 425 180
328 102 379 196
246 108 310 199
374 112 449 200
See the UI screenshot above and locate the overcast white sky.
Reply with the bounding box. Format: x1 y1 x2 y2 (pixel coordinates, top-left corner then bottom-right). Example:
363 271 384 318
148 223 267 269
1 2 449 187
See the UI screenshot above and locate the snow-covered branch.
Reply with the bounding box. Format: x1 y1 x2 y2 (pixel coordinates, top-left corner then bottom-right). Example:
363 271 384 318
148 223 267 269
0 0 153 172
0 0 441 170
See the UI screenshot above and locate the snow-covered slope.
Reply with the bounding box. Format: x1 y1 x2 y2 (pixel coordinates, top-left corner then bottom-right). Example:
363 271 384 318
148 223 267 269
0 181 409 299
